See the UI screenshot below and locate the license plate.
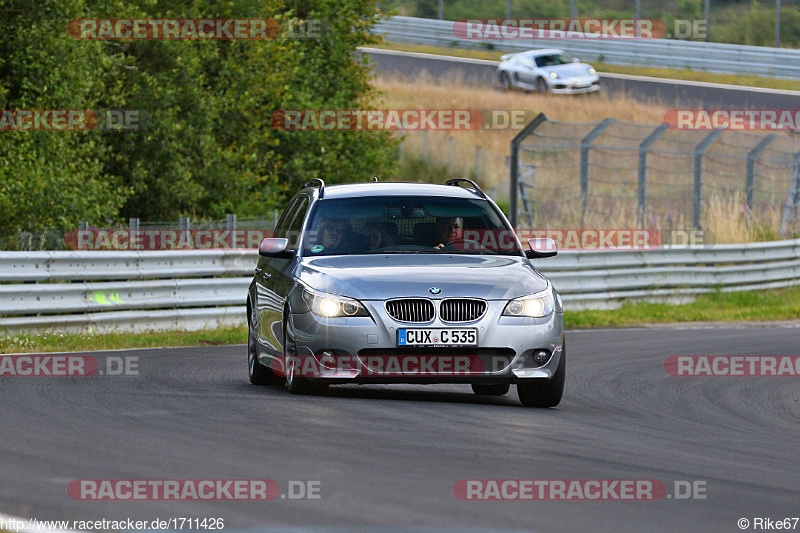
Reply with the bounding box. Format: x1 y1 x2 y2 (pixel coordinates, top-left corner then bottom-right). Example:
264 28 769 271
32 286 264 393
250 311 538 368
397 328 477 347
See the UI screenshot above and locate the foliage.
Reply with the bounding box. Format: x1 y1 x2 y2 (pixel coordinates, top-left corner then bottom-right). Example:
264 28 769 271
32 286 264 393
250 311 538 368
0 0 395 229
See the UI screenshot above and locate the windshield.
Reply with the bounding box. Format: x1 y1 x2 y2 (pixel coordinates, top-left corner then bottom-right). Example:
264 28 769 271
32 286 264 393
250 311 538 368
534 53 572 67
303 195 523 256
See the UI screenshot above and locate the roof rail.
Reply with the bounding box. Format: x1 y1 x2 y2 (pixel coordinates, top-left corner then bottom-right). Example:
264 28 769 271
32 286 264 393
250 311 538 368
445 178 486 199
301 178 325 198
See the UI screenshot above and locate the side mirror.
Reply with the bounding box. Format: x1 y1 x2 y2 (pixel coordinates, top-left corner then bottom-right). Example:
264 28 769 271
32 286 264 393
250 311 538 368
525 238 557 259
258 238 291 258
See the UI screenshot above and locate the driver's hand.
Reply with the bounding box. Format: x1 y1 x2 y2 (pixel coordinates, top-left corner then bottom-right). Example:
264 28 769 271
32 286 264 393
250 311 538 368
434 243 445 249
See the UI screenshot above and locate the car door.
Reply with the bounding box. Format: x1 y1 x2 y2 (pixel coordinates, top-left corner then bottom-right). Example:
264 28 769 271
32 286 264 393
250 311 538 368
260 195 310 355
516 54 539 87
255 197 299 355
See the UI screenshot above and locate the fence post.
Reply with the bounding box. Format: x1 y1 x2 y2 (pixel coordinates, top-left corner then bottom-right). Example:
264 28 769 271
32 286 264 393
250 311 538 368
637 124 668 227
179 217 190 231
693 129 723 229
475 145 482 178
448 137 454 173
580 118 615 224
746 133 776 208
509 113 548 228
226 213 237 232
423 130 429 161
780 154 800 237
129 218 140 231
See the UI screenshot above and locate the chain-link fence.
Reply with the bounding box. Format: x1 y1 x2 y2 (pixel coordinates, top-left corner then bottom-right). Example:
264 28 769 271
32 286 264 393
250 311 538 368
505 113 800 242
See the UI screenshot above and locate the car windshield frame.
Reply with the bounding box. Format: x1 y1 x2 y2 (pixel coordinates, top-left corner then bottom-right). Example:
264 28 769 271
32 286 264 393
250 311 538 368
299 194 524 258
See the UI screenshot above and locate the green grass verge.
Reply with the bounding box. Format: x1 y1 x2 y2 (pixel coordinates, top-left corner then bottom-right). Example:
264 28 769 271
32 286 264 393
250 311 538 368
567 285 800 329
371 42 800 92
1 285 797 353
0 326 247 354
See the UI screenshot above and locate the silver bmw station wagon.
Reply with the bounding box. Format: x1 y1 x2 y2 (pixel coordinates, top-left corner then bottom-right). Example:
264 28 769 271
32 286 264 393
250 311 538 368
247 179 565 407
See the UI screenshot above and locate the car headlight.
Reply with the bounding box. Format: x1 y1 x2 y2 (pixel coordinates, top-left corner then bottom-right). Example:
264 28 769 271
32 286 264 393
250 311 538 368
303 288 368 318
548 71 559 79
588 67 596 75
502 288 555 318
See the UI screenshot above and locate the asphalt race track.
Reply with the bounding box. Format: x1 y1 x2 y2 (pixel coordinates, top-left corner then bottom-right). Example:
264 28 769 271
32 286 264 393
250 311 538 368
363 48 800 109
1 326 799 532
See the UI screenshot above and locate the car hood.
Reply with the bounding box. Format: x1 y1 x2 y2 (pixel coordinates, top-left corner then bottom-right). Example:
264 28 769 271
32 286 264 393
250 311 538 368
298 254 549 300
548 63 593 78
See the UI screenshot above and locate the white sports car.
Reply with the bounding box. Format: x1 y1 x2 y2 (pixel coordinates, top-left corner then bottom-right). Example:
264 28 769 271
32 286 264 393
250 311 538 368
497 49 600 95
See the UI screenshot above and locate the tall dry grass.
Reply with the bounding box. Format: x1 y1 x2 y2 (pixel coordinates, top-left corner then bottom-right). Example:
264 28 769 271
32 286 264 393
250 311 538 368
375 75 799 242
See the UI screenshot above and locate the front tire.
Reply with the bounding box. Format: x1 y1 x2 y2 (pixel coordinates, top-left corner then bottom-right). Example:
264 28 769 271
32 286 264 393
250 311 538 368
517 345 565 408
283 313 328 395
471 383 510 396
536 77 549 95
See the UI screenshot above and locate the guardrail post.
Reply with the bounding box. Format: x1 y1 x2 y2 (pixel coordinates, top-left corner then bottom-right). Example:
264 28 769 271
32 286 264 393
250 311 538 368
780 154 800 237
638 124 668 227
746 133 777 208
693 129 723 229
580 119 615 224
226 214 236 232
510 113 548 228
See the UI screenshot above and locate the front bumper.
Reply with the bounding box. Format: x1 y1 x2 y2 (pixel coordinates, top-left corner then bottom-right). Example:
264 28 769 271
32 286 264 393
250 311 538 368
289 300 564 384
548 76 601 94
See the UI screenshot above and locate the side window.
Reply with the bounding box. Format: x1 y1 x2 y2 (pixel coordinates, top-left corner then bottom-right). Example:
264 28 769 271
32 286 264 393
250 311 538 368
286 198 309 251
273 198 299 239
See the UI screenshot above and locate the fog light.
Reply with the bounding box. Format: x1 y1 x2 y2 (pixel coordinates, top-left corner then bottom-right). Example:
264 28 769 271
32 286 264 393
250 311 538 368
532 349 551 366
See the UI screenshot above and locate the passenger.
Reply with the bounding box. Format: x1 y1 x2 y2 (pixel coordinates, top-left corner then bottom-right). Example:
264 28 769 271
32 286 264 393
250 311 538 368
313 218 351 255
362 222 398 250
433 217 464 249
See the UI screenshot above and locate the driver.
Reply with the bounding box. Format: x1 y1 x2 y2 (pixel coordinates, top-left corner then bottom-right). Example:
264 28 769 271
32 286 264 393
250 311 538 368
433 217 463 249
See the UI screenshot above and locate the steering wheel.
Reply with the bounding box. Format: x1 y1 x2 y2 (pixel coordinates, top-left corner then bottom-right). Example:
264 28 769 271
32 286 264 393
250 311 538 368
441 238 490 252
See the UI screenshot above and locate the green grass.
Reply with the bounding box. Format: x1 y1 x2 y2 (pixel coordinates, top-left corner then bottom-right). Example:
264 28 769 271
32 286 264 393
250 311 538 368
1 286 797 354
0 326 247 354
566 285 800 329
371 42 800 92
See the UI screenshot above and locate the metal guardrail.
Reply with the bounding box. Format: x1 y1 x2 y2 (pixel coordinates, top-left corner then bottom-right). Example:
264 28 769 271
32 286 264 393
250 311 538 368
1 239 799 332
372 16 800 80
